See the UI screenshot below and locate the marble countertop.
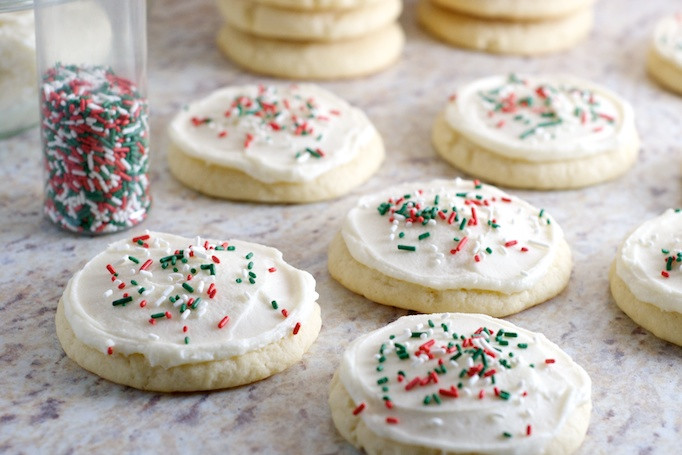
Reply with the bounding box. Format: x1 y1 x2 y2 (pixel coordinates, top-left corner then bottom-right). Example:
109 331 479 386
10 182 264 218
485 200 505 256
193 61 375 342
2 0 681 453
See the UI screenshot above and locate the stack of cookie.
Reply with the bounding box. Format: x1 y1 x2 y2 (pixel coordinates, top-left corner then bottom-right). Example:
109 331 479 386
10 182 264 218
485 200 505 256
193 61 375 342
418 0 595 55
216 0 405 79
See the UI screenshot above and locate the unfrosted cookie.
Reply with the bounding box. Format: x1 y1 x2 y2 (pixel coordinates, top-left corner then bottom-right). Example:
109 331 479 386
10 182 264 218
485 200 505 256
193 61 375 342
56 231 321 391
430 0 595 20
254 0 382 10
432 74 639 189
217 0 402 41
328 178 572 317
330 313 592 454
610 209 682 346
417 0 593 55
647 13 682 95
216 22 404 80
168 84 384 203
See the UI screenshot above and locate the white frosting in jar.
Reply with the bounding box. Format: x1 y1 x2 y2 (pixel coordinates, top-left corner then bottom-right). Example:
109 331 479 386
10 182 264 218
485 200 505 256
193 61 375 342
653 13 682 66
168 84 377 183
341 179 563 293
444 74 634 162
615 209 682 313
339 313 591 454
62 232 319 368
0 9 38 136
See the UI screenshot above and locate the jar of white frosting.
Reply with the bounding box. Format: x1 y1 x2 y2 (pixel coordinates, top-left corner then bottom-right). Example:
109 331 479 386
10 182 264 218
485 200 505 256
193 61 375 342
0 0 38 139
34 0 151 234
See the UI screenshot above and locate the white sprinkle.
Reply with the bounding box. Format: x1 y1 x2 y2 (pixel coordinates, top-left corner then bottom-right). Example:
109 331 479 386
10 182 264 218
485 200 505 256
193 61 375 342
103 289 113 298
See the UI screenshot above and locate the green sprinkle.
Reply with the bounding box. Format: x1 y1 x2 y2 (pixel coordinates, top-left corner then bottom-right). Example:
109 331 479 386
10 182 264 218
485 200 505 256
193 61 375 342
411 332 425 338
418 232 430 240
434 195 440 205
503 432 513 438
398 232 405 238
376 365 383 372
180 303 187 313
432 394 441 405
486 247 493 254
428 319 435 328
247 261 254 270
184 336 190 345
236 278 242 283
112 296 132 306
377 377 389 385
518 343 528 349
245 252 253 260
397 245 416 251
191 298 201 309
503 332 518 338
459 218 467 230
151 312 165 319
249 277 256 284
182 283 194 293
138 287 145 294
499 391 511 400
227 246 236 251
128 256 139 264
423 395 432 405
271 300 278 309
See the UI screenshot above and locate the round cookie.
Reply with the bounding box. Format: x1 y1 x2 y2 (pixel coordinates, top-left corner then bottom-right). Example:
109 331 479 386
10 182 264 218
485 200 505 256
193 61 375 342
217 0 402 41
647 13 682 95
610 209 682 346
168 84 384 203
253 0 383 10
216 22 404 80
432 74 639 190
56 231 321 391
417 0 593 55
430 0 595 20
328 178 572 317
330 313 592 454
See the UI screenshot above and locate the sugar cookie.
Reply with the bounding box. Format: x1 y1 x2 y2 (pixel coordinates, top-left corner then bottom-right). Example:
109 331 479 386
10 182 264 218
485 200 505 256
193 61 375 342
216 22 404 80
432 74 639 189
330 312 592 454
610 209 682 346
430 0 595 20
217 0 401 41
647 13 682 95
56 231 321 391
168 84 384 203
417 0 593 55
328 178 571 316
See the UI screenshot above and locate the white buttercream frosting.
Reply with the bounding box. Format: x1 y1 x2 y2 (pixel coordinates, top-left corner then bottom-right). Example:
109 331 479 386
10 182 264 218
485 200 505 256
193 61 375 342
339 313 591 454
444 74 634 162
341 178 563 293
653 13 682 66
62 232 319 368
0 10 38 135
168 84 377 183
615 209 682 313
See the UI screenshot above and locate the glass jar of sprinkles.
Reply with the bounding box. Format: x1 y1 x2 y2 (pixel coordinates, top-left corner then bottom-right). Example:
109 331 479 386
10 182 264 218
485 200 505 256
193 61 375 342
34 0 151 234
0 0 38 139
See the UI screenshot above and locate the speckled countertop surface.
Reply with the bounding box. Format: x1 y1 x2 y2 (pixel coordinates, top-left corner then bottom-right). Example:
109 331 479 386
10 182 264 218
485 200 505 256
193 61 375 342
1 0 681 453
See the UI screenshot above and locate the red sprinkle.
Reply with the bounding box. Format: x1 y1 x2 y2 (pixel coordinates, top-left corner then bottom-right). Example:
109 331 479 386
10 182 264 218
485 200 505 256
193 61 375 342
107 346 114 355
165 311 172 319
281 309 289 318
139 300 147 308
662 271 670 278
183 326 188 333
140 259 153 271
505 240 518 247
293 322 301 335
106 264 116 275
352 403 366 415
527 425 532 436
211 255 220 264
218 316 230 329
386 417 399 425
545 358 556 364
268 267 277 273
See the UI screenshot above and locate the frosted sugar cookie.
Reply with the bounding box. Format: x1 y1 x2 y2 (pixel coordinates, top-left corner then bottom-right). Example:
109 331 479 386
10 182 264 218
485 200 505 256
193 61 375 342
56 232 321 391
647 13 682 95
217 0 402 41
329 313 592 454
168 84 384 203
430 0 595 20
610 209 682 346
432 74 639 189
328 178 571 316
417 0 593 55
255 0 383 9
216 22 404 80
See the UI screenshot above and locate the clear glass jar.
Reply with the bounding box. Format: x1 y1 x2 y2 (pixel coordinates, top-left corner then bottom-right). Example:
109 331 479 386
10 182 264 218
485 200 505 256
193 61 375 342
34 0 151 234
0 0 38 139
